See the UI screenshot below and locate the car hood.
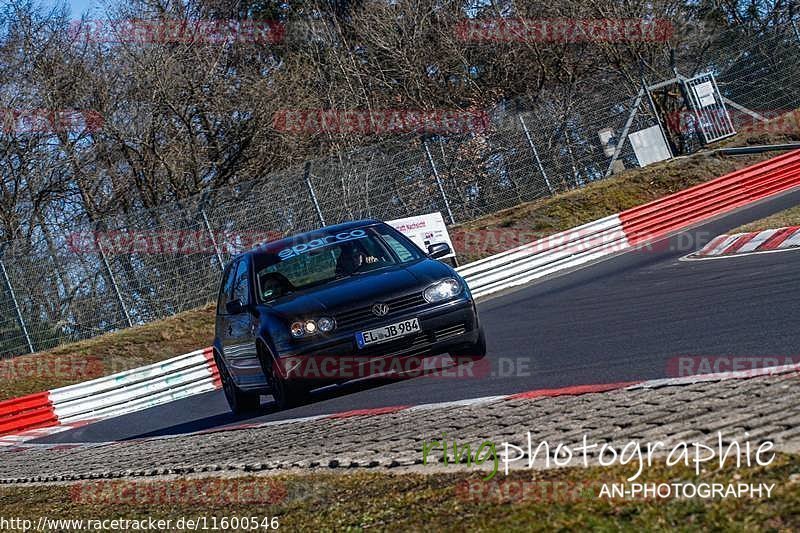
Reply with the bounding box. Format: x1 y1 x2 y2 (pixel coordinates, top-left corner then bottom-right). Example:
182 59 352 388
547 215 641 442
266 259 455 318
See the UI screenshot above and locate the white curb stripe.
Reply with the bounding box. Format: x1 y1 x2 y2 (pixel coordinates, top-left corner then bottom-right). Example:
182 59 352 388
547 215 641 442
778 228 800 248
737 229 778 252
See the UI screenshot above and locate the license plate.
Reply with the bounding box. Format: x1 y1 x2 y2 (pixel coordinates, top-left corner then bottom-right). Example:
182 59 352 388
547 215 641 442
356 318 420 348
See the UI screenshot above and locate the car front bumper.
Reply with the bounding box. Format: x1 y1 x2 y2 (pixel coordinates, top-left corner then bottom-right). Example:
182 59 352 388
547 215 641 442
274 296 479 382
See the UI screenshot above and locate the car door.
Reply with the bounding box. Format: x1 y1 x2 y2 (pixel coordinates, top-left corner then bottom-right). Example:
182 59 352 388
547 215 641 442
224 255 266 389
216 260 238 360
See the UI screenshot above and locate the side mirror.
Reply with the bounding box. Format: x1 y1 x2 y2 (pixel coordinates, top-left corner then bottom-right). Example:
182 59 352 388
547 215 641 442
427 243 452 259
225 298 246 315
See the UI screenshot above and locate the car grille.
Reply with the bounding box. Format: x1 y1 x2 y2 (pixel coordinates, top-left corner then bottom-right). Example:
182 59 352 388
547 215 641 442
433 324 467 342
334 292 427 330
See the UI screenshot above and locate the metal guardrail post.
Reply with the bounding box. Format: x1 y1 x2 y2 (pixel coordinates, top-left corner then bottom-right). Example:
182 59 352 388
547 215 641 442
423 140 456 225
0 257 34 353
96 235 133 328
518 115 554 194
304 161 326 226
201 209 225 271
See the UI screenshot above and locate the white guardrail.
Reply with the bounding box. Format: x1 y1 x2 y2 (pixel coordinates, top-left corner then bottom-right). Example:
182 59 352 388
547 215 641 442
48 348 219 425
457 214 630 298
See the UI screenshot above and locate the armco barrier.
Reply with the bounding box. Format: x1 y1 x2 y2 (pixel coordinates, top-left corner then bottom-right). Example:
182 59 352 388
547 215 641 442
1 150 799 440
459 149 800 297
620 149 800 245
0 348 220 438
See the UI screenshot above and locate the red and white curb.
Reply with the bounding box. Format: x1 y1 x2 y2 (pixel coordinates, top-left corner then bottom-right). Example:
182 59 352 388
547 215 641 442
0 348 221 445
3 362 797 453
685 225 800 260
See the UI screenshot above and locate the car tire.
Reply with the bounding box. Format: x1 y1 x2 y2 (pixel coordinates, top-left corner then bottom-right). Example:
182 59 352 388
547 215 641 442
450 326 487 362
260 343 311 410
215 351 261 414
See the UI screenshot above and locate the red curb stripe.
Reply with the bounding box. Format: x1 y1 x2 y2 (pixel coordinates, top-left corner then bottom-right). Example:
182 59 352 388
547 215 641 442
202 347 223 389
720 232 758 255
507 381 641 401
696 235 728 256
327 405 411 419
759 226 800 251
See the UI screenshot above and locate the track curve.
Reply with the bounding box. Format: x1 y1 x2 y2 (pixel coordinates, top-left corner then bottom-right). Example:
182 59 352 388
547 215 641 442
34 188 800 444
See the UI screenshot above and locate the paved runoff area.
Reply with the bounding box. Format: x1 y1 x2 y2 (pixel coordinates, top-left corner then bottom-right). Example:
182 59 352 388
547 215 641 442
1 368 798 484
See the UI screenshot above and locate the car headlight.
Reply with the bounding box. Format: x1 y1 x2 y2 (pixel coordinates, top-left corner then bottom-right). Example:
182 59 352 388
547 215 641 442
423 278 462 303
290 317 335 338
317 316 335 332
290 321 306 338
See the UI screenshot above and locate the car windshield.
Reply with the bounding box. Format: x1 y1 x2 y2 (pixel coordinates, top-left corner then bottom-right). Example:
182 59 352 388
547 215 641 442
253 226 422 303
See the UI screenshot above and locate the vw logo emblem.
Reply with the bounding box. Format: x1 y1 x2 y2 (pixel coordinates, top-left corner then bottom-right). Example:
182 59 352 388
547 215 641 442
372 303 389 317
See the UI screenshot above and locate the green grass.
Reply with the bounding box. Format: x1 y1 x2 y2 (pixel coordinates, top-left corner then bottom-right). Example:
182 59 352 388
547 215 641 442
732 205 800 234
0 453 797 531
0 303 216 400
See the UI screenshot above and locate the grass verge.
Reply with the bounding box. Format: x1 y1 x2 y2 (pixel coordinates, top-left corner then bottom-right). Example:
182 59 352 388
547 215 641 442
0 453 797 531
732 205 800 234
2 112 799 401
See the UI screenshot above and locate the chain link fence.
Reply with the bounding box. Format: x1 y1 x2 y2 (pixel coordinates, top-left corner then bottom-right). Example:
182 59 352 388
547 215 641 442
1 21 799 359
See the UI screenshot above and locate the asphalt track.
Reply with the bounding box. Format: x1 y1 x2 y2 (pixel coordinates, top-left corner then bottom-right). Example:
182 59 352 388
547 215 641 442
36 187 800 444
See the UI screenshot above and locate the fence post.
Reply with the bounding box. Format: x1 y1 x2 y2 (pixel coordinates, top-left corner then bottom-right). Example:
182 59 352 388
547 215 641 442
95 231 133 328
201 209 225 271
304 161 326 226
604 88 644 178
0 257 34 353
792 19 800 44
641 74 674 158
423 140 456 225
518 115 554 194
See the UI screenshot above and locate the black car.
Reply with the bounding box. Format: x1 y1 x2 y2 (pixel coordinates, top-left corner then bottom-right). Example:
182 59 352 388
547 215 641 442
213 219 485 413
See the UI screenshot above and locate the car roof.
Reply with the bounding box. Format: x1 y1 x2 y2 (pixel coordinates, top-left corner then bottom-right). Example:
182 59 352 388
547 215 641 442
229 219 384 264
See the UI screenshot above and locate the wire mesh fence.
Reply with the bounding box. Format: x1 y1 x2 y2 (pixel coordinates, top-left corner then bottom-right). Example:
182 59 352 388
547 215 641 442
1 21 799 359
